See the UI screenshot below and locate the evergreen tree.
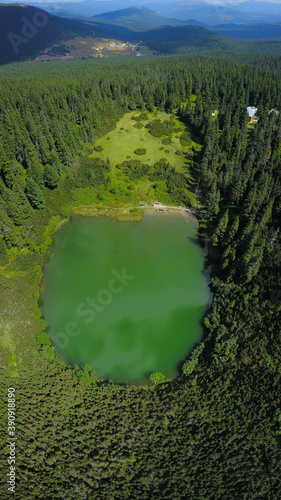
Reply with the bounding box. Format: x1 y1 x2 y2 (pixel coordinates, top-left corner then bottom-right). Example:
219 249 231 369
25 178 44 209
43 164 59 189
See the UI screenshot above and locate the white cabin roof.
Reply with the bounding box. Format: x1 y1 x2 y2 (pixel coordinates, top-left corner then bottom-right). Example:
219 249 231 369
247 106 258 118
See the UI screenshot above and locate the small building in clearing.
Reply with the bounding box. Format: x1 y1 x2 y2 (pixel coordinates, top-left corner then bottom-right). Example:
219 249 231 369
247 106 258 122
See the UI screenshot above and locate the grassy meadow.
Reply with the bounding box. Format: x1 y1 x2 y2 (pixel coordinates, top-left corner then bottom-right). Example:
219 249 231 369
67 110 202 211
91 110 201 172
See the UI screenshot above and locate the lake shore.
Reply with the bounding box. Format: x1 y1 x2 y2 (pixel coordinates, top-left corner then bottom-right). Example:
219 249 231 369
71 204 198 223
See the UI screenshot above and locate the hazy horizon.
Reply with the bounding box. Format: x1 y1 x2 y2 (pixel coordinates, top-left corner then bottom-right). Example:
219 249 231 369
2 0 281 4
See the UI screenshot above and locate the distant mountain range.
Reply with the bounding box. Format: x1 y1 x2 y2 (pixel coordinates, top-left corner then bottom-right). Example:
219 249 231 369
233 1 281 17
150 1 281 24
88 6 184 31
24 1 281 25
200 21 281 39
85 5 281 38
1 3 281 66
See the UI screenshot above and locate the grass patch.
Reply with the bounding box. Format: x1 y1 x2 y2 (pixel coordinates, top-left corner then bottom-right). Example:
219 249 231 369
91 110 201 174
0 328 14 351
0 275 13 289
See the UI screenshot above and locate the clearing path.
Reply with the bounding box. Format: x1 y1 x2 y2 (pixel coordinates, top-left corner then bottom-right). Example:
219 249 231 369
132 43 143 56
152 203 190 211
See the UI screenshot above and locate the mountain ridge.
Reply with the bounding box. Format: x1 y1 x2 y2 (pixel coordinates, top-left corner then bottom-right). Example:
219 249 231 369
9 0 281 24
0 4 95 64
87 6 184 31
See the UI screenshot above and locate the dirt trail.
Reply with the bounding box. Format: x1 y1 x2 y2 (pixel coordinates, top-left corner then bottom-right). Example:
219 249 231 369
152 203 190 212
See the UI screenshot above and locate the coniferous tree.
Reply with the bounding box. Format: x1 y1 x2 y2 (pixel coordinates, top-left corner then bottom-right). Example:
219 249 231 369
25 178 44 209
43 164 59 189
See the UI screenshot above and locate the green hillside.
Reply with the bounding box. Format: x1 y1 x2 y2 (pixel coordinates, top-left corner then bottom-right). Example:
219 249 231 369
0 4 238 65
140 24 235 54
206 22 281 40
137 24 281 55
0 4 93 64
1 4 281 66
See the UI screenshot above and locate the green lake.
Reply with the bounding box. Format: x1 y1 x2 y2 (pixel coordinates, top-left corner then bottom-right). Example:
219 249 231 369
40 213 210 384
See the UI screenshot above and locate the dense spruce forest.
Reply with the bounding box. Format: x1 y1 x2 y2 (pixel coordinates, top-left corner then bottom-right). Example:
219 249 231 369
0 55 281 499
